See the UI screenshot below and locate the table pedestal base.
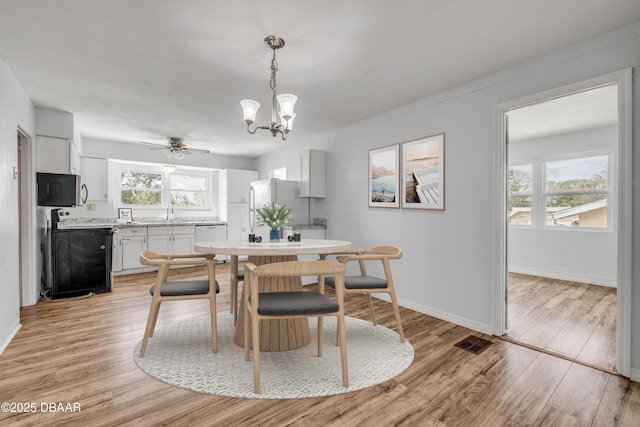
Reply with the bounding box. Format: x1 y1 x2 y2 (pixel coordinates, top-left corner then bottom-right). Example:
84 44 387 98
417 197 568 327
233 255 312 351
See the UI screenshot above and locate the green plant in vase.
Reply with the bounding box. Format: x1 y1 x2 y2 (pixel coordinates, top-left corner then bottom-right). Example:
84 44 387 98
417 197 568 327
255 202 293 241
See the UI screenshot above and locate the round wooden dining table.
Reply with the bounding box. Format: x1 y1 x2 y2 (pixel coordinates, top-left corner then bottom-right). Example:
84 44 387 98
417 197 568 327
195 239 352 351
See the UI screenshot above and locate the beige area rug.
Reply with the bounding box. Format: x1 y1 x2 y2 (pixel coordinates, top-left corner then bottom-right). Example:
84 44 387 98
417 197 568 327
133 314 414 399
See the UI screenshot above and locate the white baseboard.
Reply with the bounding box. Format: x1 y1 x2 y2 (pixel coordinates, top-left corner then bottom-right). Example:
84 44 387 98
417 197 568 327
509 265 616 288
629 368 640 383
391 296 494 336
0 322 21 355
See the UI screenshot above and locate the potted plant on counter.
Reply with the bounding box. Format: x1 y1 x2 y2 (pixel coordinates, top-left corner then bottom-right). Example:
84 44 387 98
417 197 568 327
255 202 293 242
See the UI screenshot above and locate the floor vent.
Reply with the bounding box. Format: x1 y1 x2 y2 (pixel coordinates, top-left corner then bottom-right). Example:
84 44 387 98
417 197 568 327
454 335 493 355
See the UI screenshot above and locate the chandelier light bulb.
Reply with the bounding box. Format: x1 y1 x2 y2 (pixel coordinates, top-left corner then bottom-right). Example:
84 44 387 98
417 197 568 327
277 94 297 120
280 112 296 131
240 99 260 124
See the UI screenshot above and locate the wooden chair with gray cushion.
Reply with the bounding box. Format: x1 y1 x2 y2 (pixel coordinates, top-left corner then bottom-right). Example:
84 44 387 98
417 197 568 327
243 260 348 394
322 246 405 343
231 266 243 325
138 251 220 357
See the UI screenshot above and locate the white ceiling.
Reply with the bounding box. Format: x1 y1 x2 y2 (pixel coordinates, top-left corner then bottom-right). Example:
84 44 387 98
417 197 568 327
0 1 638 157
508 85 619 142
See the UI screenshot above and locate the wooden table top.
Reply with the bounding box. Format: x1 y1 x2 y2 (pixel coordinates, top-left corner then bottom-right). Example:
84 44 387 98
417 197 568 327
194 239 352 256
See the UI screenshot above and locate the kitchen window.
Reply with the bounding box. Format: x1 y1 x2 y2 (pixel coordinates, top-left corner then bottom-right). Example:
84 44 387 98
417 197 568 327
120 170 163 205
114 161 211 209
170 173 207 207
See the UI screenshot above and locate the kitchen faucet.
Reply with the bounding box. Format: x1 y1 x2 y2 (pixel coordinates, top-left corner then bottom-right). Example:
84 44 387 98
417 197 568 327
166 204 175 221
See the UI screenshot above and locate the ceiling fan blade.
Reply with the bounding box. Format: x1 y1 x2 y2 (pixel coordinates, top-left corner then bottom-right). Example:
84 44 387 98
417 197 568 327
186 147 210 154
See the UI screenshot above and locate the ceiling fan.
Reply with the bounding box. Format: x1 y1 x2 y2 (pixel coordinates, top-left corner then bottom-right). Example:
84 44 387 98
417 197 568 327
147 137 210 156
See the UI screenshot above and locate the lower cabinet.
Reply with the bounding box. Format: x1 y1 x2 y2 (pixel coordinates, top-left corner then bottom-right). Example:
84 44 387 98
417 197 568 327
113 227 147 271
147 226 196 255
112 225 204 274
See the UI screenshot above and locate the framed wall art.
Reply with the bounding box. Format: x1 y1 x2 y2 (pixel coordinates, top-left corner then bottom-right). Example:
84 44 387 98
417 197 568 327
401 132 445 210
118 208 133 222
368 144 400 208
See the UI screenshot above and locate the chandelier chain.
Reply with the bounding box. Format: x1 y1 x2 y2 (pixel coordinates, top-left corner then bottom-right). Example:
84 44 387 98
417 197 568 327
270 49 278 92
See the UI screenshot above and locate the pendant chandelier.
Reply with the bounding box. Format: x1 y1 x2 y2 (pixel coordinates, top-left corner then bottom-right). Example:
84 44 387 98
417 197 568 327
240 36 297 141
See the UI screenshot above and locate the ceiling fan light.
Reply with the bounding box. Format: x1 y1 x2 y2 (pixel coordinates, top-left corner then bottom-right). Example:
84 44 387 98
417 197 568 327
240 99 260 124
277 94 297 119
174 151 185 160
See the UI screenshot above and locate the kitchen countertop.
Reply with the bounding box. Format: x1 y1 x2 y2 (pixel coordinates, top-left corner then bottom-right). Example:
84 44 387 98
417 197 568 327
55 218 226 230
281 224 326 230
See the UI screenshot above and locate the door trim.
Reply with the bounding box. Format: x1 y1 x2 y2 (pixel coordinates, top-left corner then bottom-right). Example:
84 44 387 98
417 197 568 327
492 69 632 377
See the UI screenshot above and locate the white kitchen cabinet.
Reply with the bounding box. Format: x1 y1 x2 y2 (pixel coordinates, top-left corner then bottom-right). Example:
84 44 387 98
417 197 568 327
147 225 196 255
219 169 259 204
81 157 108 201
36 135 81 175
300 149 326 198
219 169 257 244
114 227 147 271
195 224 227 261
225 203 250 241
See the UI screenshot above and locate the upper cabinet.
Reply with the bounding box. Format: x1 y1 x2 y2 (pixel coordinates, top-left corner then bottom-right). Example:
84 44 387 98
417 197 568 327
219 169 259 204
300 149 326 198
36 136 81 175
81 157 108 201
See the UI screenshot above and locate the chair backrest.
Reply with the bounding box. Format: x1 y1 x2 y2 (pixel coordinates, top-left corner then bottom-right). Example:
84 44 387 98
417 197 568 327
245 260 345 280
139 250 215 267
369 246 402 259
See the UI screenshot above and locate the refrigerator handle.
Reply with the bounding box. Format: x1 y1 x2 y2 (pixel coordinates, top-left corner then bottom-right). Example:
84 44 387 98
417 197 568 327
249 185 255 233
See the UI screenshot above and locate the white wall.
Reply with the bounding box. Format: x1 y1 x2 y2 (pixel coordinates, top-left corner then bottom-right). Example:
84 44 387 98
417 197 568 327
508 126 618 286
260 22 640 369
0 56 35 352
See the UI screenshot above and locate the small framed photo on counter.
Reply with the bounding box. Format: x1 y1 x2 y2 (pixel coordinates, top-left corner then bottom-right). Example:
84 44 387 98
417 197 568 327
118 208 133 222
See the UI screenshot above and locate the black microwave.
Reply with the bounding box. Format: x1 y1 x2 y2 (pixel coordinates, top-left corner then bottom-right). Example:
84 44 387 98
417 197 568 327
37 173 85 207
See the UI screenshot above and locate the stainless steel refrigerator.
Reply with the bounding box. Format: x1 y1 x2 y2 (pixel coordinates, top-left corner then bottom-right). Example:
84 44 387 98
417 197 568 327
249 178 308 241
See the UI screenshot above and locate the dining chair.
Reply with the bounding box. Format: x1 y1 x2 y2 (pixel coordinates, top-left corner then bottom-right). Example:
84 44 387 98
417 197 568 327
322 246 405 343
138 251 220 358
243 260 348 394
230 265 243 325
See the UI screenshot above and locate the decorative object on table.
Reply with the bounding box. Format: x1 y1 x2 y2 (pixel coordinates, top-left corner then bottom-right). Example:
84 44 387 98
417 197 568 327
133 313 414 399
368 144 400 208
401 132 445 210
240 35 297 141
118 208 133 222
287 233 301 242
255 202 293 242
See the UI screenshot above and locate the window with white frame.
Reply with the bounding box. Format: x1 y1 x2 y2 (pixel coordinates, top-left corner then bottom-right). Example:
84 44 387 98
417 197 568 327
170 173 207 207
508 153 610 229
544 154 609 228
115 162 211 209
508 163 533 225
120 170 163 205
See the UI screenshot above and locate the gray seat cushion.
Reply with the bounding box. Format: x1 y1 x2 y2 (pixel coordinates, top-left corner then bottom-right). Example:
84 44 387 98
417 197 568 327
256 292 339 316
150 279 220 297
325 275 388 290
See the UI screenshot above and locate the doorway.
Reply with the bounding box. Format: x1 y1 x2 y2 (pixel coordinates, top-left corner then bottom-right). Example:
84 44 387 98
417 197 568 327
17 127 38 307
493 69 633 377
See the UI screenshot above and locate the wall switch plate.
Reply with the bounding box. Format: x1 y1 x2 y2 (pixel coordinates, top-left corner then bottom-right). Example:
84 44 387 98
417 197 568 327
87 203 96 211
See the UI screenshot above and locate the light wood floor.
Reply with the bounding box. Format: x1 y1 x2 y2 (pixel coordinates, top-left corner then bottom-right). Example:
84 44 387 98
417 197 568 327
507 273 617 372
1 264 639 426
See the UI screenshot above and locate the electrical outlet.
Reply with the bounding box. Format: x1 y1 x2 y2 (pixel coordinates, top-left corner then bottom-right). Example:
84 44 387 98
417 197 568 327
87 203 96 211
